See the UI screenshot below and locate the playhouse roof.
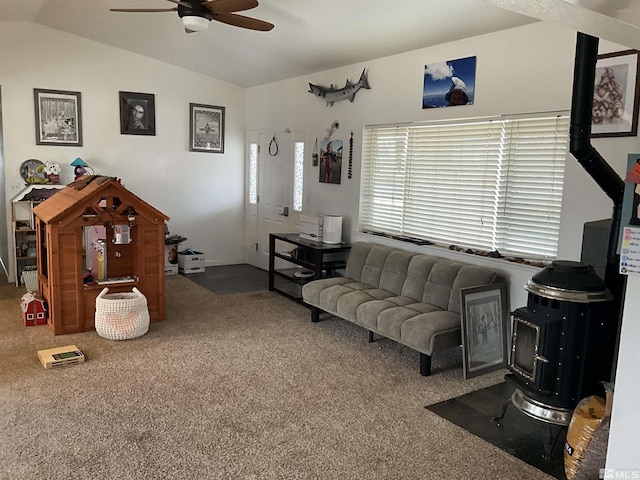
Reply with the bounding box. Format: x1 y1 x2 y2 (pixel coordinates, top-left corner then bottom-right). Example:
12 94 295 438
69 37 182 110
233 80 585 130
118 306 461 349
32 176 169 226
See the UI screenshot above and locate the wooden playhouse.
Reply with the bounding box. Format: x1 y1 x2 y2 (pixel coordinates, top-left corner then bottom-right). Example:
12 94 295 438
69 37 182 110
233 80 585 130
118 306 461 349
32 176 169 335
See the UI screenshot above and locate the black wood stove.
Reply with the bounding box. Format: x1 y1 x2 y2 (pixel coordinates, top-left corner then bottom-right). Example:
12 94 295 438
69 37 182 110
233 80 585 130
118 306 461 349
507 260 615 426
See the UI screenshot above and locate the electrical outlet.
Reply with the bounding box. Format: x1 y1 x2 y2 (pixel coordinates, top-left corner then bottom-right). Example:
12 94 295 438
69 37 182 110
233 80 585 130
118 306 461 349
11 182 23 191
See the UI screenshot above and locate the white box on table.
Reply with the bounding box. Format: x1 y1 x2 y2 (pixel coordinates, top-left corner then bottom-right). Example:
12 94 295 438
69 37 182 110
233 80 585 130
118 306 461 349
299 215 323 242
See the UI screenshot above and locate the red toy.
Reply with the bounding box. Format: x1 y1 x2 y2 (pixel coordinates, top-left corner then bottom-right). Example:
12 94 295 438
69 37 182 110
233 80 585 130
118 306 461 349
21 293 47 326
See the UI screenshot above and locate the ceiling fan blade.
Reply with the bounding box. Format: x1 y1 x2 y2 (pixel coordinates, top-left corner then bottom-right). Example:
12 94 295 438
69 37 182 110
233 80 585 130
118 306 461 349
212 12 274 31
110 8 177 13
203 0 258 14
166 0 194 7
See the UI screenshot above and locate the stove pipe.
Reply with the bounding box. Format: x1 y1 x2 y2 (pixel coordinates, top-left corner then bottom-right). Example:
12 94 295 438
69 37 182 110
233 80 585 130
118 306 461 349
569 32 626 376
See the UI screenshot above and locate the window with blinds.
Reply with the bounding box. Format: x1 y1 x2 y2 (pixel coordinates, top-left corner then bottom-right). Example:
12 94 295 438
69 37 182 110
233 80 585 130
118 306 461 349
359 113 569 259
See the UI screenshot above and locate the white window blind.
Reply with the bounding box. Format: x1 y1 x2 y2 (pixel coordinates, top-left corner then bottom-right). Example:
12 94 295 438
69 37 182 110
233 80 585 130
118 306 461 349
360 114 569 259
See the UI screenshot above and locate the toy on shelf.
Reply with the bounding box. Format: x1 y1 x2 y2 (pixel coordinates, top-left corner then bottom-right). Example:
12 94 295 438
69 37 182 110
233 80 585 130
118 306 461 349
45 161 61 184
70 157 94 180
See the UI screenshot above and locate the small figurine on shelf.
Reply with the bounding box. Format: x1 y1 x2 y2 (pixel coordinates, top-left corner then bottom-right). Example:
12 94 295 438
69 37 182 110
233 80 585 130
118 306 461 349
70 157 93 180
45 161 61 184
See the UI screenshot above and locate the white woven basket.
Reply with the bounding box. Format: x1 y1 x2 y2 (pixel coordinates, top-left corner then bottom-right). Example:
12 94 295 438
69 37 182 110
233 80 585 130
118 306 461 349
95 287 150 340
21 269 39 293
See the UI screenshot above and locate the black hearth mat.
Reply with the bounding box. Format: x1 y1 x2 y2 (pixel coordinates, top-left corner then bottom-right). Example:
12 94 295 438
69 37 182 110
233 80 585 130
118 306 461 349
426 382 566 480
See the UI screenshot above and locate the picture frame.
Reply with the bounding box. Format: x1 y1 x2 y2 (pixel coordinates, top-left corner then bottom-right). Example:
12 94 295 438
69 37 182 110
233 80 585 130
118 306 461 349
119 91 156 136
592 49 640 138
189 103 225 153
422 56 476 109
318 139 342 184
34 88 83 146
460 282 509 380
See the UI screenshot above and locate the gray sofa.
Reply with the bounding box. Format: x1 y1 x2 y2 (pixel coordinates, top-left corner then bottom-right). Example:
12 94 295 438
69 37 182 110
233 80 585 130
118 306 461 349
302 242 504 376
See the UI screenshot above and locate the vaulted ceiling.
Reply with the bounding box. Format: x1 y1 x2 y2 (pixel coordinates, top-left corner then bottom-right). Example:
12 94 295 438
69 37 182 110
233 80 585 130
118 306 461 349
1 0 639 87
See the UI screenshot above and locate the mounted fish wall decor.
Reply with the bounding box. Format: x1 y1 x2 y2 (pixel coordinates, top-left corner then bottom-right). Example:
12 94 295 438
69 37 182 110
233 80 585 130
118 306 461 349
308 69 370 107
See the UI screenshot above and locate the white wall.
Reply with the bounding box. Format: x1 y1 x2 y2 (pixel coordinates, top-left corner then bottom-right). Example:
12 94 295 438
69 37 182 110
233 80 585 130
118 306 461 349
1 21 247 276
247 21 613 308
246 22 640 467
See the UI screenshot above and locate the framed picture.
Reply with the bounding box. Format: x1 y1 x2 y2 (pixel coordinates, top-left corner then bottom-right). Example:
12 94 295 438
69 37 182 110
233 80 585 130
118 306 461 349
422 56 476 108
592 49 640 138
319 139 342 184
460 282 509 380
34 88 82 146
119 91 156 136
189 103 225 153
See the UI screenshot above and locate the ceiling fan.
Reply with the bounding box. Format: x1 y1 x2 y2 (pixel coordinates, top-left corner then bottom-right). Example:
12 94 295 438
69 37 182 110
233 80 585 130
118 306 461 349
110 0 274 33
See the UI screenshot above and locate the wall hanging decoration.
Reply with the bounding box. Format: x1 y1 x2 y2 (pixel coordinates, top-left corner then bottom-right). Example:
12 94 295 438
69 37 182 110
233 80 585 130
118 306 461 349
422 56 476 108
592 49 640 138
308 69 370 107
269 135 279 156
119 91 156 136
33 88 83 146
189 103 225 153
324 121 339 141
348 131 353 179
319 139 342 185
312 138 318 166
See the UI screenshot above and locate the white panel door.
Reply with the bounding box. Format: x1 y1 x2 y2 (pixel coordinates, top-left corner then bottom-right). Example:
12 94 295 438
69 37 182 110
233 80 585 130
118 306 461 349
255 132 293 270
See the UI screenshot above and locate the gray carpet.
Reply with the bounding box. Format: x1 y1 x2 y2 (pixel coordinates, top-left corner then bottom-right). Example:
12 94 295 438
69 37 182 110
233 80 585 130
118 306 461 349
0 276 553 479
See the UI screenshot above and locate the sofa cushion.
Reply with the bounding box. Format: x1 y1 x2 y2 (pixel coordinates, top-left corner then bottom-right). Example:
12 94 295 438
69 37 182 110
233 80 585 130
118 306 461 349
400 310 461 353
302 277 351 306
335 286 394 322
448 265 501 312
379 250 413 295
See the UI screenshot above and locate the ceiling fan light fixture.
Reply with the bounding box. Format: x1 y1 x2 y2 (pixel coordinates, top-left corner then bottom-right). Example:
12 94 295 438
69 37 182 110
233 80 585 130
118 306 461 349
182 15 209 32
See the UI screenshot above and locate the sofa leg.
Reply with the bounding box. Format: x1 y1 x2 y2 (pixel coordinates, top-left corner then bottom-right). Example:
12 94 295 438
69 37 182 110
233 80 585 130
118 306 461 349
368 330 375 343
311 306 321 323
420 353 432 376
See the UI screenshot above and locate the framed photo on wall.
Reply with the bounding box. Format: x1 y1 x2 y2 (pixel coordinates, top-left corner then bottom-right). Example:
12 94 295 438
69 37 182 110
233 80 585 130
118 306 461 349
319 139 342 184
34 88 83 146
592 49 640 138
119 91 156 136
422 56 476 108
460 282 509 380
189 103 225 153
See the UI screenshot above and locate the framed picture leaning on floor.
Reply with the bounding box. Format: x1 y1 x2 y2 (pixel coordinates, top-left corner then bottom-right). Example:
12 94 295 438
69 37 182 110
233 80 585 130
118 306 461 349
460 282 509 380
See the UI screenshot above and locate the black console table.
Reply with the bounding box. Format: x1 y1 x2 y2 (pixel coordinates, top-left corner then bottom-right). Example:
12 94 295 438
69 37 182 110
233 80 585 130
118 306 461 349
268 233 351 301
